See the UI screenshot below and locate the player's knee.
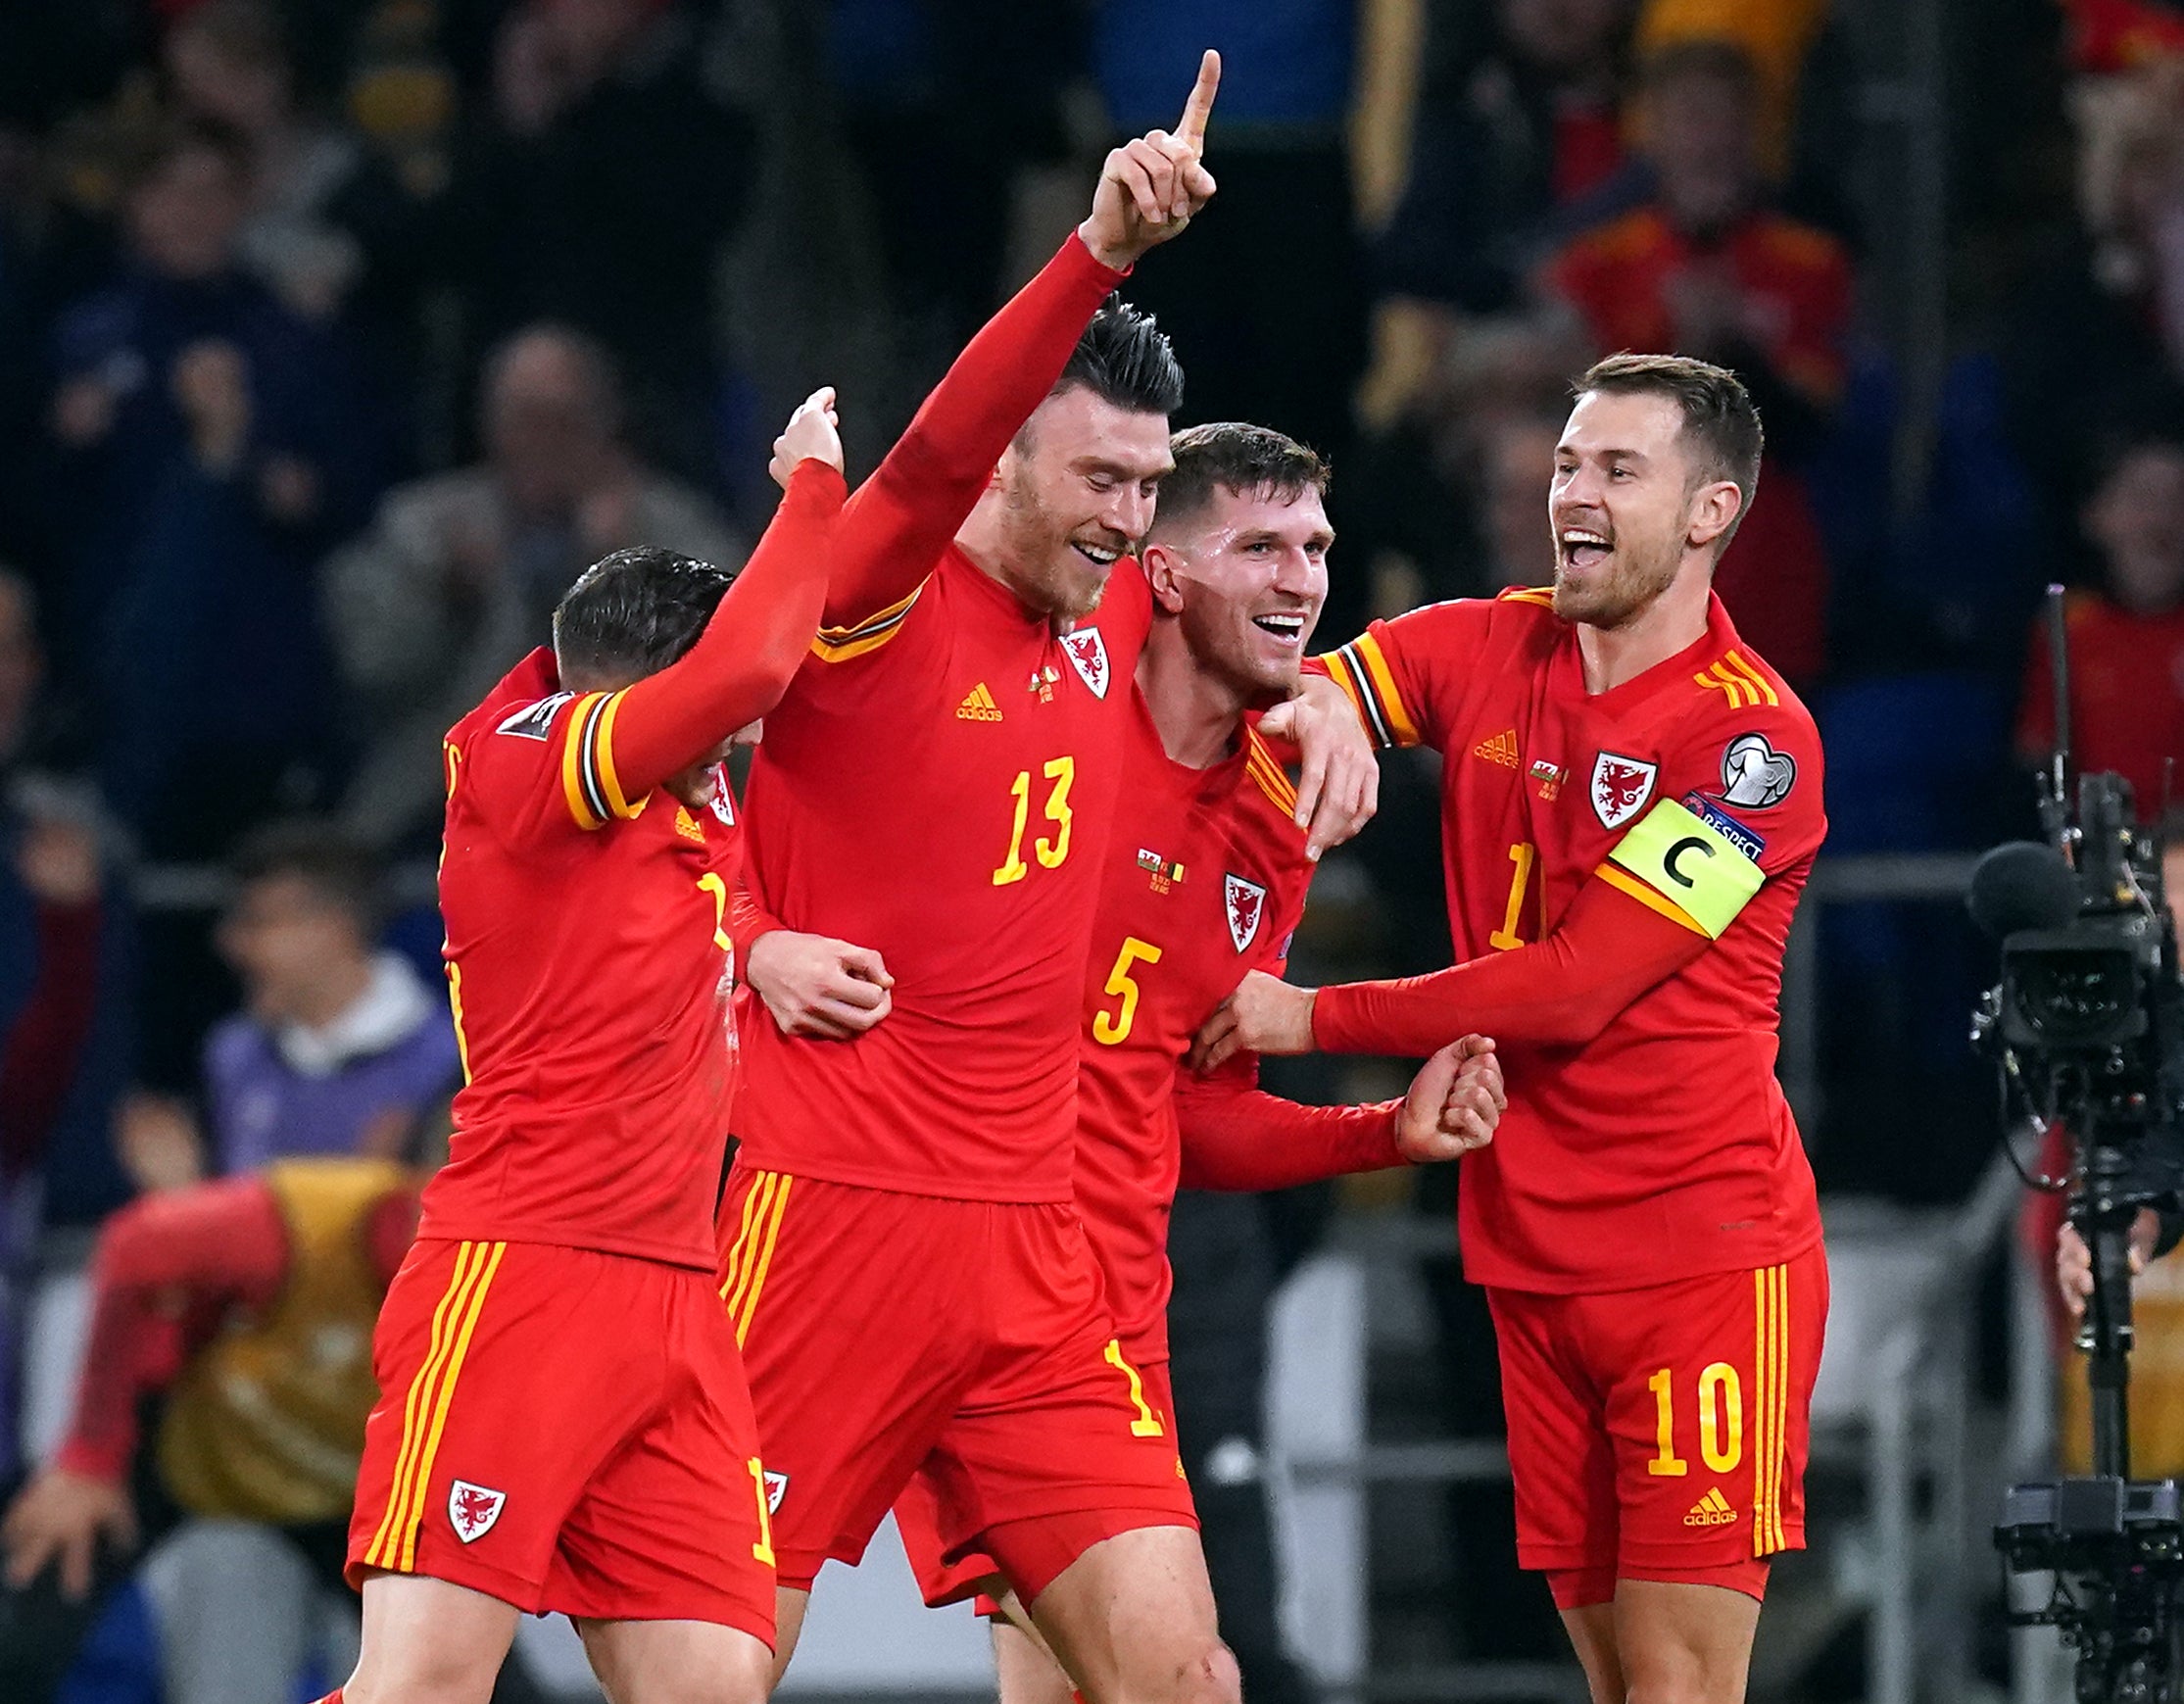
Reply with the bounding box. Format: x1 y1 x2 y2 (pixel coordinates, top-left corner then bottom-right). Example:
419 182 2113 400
1168 1634 1241 1704
1618 1646 1741 1704
342 1659 499 1704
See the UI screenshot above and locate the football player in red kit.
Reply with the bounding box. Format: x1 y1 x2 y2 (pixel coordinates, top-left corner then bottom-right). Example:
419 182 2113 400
717 55 1374 1704
325 393 844 1704
1203 356 1827 1704
743 423 1507 1702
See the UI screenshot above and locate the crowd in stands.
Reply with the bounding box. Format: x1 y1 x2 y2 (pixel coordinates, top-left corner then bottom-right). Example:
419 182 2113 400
0 0 2182 1697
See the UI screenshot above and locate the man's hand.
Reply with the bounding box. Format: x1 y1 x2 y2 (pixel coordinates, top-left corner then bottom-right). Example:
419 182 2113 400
116 1093 205 1193
1190 969 1316 1074
170 340 252 473
1078 50 1220 271
2058 1210 2163 1320
767 387 845 491
2 1467 136 1600
1259 673 1379 860
744 930 894 1041
1396 1035 1505 1163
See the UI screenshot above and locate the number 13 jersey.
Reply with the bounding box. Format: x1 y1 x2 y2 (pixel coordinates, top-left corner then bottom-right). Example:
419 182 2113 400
735 548 1154 1202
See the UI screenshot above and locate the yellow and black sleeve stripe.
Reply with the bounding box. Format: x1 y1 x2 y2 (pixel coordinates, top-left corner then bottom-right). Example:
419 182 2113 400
1243 730 1299 820
362 1240 506 1573
1318 631 1421 750
1751 1261 1793 1556
718 1171 795 1347
559 690 644 831
810 581 926 663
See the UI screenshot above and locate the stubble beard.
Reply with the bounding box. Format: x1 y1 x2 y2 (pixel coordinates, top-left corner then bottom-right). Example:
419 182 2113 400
1551 526 1683 630
998 477 1109 621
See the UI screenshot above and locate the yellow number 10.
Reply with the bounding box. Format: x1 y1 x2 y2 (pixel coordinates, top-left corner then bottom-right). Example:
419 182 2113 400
1647 1363 1745 1477
994 756 1076 886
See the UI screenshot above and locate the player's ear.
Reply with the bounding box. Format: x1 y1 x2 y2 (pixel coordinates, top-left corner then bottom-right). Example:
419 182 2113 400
1142 541 1187 614
1685 479 1743 552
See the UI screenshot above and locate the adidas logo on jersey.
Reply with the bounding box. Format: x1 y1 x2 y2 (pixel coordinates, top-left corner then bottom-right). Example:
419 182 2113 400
1684 1488 1738 1528
956 683 1003 722
1473 728 1520 768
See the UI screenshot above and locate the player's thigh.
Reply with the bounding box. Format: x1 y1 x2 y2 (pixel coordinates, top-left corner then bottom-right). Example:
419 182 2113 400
1593 1247 1826 1586
717 1167 981 1587
1484 1287 1619 1591
1610 1579 1762 1704
1022 1524 1238 1704
1559 1601 1626 1704
574 1618 771 1704
345 1571 517 1704
347 1241 651 1607
929 1218 1197 1597
769 1587 808 1690
993 1608 1078 1704
550 1269 775 1641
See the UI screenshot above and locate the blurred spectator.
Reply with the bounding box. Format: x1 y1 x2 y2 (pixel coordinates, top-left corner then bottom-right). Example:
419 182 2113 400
439 0 754 479
45 119 374 855
1468 404 1564 592
828 1 1079 368
0 573 134 1239
163 0 424 333
1374 0 1636 322
1090 2 1368 550
1541 37 1845 682
324 322 741 851
116 821 459 1193
1632 0 1829 176
2015 432 2184 814
2003 62 2184 523
2063 0 2184 73
0 1152 427 1704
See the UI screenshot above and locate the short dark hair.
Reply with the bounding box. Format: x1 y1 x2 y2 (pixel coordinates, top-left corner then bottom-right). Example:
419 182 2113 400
1150 422 1332 540
1574 352 1765 539
229 819 382 933
553 546 733 689
1039 296 1186 428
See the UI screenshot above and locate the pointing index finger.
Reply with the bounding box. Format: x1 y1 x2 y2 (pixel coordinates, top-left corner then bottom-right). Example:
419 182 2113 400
1176 49 1220 154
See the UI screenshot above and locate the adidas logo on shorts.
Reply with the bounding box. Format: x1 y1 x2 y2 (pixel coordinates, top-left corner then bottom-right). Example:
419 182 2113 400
1683 1487 1738 1529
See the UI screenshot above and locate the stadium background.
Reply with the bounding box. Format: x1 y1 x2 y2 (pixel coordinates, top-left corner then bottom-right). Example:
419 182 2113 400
0 0 2173 1699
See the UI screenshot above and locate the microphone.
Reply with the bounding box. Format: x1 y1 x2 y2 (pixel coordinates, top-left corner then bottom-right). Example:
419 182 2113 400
1967 841 2080 942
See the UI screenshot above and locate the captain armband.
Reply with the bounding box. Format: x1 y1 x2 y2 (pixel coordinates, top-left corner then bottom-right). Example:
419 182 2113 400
1597 799 1766 940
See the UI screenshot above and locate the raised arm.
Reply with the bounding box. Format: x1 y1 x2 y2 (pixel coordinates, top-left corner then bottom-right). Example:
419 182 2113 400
594 397 845 803
817 49 1224 626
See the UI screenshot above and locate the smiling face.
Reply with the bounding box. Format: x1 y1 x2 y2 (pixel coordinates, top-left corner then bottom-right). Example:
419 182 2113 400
989 386 1175 619
1149 483 1333 699
1549 389 1740 629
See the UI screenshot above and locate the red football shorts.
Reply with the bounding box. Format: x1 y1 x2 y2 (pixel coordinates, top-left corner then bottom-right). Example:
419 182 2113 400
894 1351 1182 1612
1487 1242 1828 1611
718 1164 1196 1598
347 1238 775 1641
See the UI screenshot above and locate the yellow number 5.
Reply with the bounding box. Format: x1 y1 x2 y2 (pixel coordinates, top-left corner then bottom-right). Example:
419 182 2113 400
1092 937 1163 1046
994 756 1076 885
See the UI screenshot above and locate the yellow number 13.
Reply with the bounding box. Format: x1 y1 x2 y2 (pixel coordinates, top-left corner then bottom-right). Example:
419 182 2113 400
994 756 1076 886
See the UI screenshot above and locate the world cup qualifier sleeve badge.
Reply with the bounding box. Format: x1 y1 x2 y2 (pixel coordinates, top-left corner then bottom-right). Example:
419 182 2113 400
1590 752 1659 830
